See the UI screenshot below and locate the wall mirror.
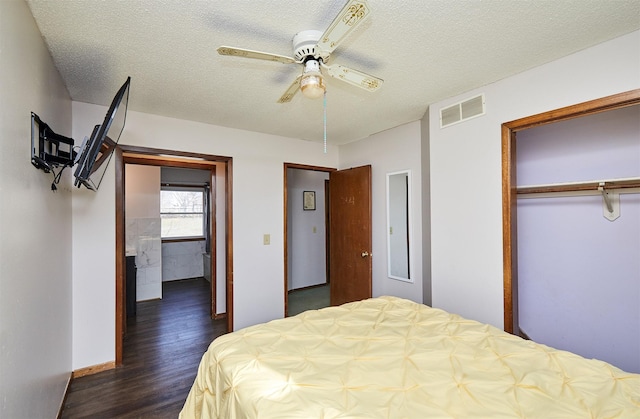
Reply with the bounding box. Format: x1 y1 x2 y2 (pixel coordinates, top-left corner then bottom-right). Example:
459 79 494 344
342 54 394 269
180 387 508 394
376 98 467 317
386 170 412 282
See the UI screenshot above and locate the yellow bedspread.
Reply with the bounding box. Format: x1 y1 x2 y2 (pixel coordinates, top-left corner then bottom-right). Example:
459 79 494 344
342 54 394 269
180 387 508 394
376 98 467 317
180 296 640 418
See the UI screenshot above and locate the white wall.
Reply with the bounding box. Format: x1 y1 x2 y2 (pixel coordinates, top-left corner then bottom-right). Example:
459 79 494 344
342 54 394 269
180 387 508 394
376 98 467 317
516 106 640 373
339 121 424 302
428 30 640 329
0 1 73 417
125 164 162 301
420 112 432 306
214 164 226 314
72 105 339 369
287 169 329 290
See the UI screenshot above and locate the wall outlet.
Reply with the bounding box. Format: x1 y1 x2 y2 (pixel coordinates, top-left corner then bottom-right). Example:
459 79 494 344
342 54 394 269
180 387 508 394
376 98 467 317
263 234 270 245
313 226 317 233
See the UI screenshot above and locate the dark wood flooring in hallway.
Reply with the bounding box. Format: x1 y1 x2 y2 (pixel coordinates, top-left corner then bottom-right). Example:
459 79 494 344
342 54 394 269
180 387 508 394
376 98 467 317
61 278 227 418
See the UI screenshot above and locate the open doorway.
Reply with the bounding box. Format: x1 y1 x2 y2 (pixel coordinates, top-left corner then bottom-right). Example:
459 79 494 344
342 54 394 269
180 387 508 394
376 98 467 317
284 163 335 317
114 145 233 366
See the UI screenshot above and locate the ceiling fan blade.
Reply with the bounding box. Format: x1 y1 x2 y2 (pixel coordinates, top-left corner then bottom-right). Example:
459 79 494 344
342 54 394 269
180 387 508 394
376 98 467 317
277 75 302 103
316 0 371 58
217 46 297 64
323 64 382 92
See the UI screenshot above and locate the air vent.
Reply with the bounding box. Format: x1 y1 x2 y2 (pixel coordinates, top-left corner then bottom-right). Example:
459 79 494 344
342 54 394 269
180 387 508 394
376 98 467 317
440 94 485 128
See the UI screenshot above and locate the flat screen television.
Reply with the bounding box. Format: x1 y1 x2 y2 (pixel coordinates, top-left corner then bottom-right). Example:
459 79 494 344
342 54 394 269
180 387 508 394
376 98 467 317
74 77 131 191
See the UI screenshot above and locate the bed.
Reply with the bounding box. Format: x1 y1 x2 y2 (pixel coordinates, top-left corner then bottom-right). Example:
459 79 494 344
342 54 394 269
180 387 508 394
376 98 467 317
180 296 640 418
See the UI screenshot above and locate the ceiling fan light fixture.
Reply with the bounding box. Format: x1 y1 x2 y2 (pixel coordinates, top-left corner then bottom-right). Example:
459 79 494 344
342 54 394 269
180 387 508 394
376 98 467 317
301 74 326 99
300 59 326 99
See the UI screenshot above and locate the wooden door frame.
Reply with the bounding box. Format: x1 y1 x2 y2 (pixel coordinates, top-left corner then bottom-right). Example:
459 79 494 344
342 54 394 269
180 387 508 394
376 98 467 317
501 89 640 334
115 145 234 365
324 179 331 286
283 163 336 317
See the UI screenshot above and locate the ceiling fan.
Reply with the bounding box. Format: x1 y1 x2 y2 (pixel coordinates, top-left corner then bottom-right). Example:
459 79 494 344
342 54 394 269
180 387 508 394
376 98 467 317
217 0 383 103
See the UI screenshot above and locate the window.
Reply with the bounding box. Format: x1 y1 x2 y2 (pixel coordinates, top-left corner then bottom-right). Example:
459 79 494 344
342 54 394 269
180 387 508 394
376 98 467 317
160 188 205 238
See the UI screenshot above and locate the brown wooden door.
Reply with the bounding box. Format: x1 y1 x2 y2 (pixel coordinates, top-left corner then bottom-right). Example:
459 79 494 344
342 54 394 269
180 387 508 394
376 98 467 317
329 165 372 306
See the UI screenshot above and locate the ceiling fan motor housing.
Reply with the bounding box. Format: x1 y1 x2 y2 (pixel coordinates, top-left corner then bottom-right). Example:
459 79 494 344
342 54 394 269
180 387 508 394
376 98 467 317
292 30 324 61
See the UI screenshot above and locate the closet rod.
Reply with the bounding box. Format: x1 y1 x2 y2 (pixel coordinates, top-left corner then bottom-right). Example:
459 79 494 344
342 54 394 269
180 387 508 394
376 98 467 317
517 178 640 195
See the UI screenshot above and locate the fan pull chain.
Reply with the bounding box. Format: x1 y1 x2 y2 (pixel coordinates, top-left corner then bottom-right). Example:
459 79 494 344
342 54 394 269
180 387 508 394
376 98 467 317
323 91 327 154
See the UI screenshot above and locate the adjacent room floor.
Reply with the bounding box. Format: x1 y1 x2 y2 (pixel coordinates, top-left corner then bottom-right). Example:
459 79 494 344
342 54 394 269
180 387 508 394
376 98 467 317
288 283 330 316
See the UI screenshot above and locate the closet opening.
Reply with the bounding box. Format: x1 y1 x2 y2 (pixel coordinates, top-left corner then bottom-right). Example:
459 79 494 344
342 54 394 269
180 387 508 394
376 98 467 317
502 89 640 372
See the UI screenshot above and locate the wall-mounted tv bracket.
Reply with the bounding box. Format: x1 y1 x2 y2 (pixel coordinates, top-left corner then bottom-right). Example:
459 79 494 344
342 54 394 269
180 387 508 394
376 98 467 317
31 112 77 190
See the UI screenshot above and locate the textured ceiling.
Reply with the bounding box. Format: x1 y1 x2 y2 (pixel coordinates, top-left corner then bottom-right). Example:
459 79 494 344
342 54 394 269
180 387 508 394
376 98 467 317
26 0 640 145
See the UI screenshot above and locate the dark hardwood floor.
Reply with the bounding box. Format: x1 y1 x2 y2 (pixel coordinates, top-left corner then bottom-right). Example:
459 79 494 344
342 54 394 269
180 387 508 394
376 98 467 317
61 278 227 418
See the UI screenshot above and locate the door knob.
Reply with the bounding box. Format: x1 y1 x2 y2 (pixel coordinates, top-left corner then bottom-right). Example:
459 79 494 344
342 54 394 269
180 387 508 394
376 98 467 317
361 251 370 258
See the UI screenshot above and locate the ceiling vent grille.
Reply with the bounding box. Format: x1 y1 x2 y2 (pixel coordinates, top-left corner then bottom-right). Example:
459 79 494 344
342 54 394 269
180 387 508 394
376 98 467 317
440 94 485 128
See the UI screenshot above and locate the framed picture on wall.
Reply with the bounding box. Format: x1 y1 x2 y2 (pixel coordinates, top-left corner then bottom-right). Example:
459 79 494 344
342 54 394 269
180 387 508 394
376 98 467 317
303 191 316 210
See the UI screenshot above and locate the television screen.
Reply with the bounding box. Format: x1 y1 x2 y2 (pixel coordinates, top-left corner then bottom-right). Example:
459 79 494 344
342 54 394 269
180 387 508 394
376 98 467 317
74 77 131 190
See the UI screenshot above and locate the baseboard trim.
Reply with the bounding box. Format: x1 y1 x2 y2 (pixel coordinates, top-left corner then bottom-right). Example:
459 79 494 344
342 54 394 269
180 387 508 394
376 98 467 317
72 361 116 378
56 373 72 419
